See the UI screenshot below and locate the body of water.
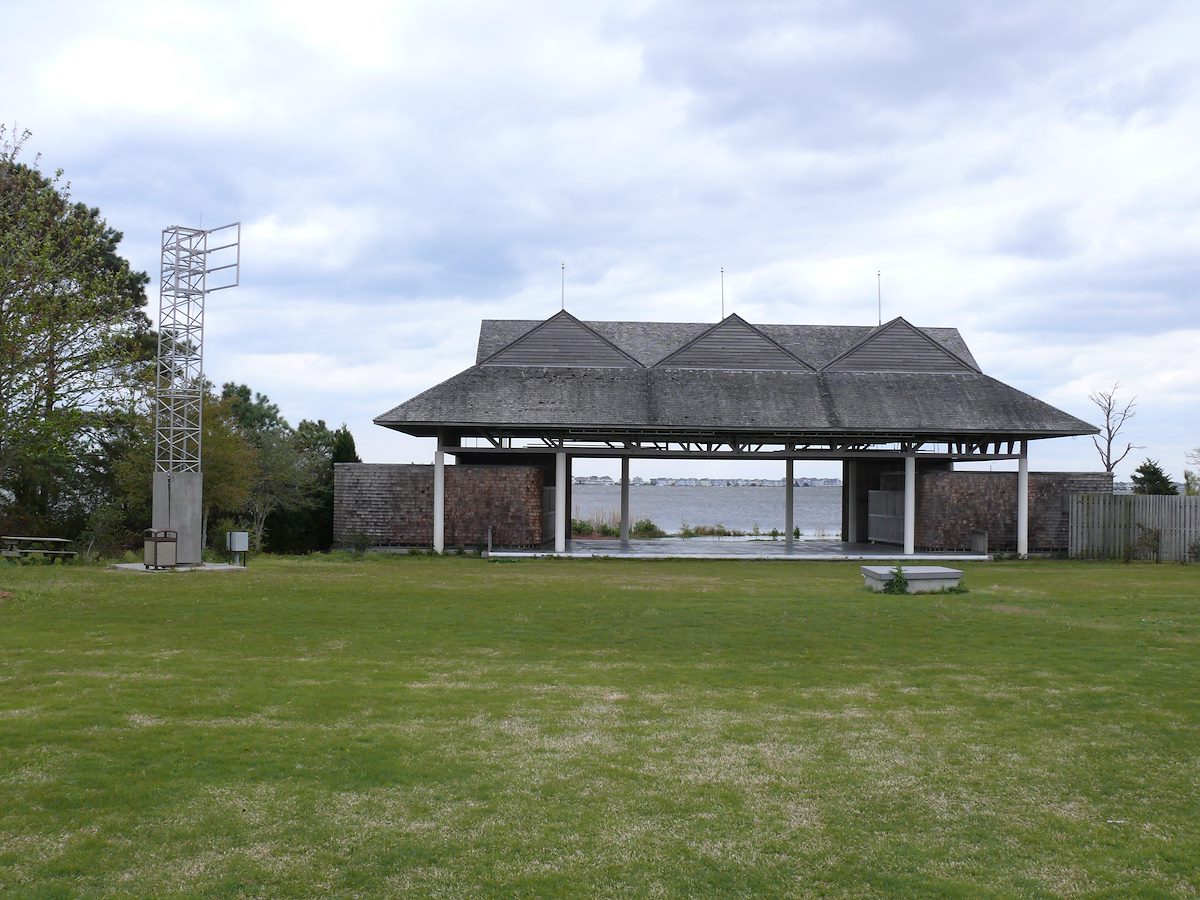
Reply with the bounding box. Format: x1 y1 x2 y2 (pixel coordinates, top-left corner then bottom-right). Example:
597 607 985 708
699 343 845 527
571 484 842 536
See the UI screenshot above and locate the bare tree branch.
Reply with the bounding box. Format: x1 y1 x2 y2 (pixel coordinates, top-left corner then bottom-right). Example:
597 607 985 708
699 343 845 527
1089 382 1142 473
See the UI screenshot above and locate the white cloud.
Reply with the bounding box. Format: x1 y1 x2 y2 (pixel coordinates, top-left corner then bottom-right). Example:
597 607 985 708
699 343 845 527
5 0 1199 479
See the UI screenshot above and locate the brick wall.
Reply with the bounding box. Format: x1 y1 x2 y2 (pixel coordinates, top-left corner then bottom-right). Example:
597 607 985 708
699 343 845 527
915 471 1113 552
334 463 544 548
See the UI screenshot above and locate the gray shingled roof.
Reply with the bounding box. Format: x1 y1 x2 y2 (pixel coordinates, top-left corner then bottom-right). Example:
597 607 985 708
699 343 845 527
377 313 1094 441
475 317 980 369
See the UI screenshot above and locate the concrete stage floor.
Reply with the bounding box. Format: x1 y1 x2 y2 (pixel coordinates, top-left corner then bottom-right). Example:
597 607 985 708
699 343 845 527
490 538 989 561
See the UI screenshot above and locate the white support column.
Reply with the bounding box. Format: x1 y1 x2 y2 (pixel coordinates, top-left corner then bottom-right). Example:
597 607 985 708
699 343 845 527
785 458 795 552
846 460 859 544
433 446 445 553
620 456 630 548
1017 443 1029 559
555 451 567 553
903 454 916 556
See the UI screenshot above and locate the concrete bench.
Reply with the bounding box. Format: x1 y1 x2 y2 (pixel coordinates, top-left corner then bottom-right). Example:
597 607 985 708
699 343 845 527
861 565 963 594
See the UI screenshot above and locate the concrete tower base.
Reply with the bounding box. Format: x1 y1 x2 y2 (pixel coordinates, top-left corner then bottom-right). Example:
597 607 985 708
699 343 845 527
152 472 204 566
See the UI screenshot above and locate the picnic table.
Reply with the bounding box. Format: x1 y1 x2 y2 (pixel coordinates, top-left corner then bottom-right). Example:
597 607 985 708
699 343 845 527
1 536 77 562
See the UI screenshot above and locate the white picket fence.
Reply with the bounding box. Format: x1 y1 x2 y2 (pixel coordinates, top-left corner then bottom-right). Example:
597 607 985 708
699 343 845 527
1069 493 1200 561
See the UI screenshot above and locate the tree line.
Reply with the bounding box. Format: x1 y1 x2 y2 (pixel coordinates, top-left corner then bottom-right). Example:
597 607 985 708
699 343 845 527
2 127 359 557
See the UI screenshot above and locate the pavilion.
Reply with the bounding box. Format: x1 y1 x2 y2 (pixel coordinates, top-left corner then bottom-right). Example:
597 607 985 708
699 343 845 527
365 310 1099 557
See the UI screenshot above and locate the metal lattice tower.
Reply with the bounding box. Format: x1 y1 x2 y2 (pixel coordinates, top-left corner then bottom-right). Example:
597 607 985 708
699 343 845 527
153 223 240 473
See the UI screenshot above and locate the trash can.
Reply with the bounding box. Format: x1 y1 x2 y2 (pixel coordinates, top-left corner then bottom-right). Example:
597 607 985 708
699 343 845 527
226 530 249 566
143 529 178 569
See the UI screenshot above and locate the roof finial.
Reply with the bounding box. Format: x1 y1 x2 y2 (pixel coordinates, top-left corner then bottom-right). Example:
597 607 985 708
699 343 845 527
721 267 725 320
561 262 565 311
876 269 881 326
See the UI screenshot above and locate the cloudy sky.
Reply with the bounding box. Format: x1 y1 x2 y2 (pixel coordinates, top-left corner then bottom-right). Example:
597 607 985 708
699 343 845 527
6 0 1198 480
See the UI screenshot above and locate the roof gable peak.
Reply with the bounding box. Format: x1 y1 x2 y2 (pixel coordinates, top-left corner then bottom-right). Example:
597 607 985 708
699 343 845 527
821 316 979 373
480 308 644 368
653 314 815 371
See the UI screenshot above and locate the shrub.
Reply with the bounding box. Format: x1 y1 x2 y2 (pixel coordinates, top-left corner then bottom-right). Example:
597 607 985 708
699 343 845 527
680 523 741 538
1134 526 1162 563
882 565 909 595
210 517 250 556
572 509 620 537
347 531 374 557
631 518 665 538
78 504 137 562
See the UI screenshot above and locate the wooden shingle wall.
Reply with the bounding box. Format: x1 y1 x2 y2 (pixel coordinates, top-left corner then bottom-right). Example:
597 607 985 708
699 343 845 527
334 463 545 548
913 471 1112 552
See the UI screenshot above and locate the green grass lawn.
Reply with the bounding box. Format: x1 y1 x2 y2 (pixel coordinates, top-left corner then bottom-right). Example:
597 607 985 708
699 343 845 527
1 556 1198 897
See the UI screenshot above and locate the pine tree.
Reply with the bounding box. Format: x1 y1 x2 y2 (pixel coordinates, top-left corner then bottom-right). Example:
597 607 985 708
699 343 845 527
1131 459 1178 495
1 126 149 530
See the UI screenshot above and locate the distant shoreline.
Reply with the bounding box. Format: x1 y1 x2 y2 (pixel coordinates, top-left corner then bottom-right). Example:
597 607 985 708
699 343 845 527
570 482 842 533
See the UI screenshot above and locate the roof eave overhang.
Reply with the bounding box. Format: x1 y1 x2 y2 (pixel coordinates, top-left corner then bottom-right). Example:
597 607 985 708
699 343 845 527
375 419 1098 442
